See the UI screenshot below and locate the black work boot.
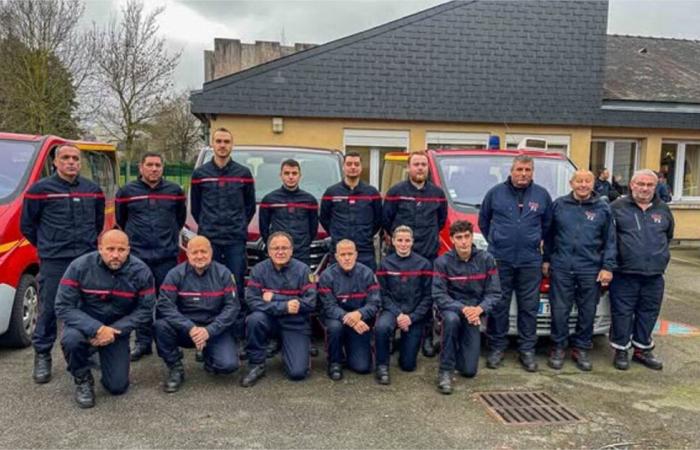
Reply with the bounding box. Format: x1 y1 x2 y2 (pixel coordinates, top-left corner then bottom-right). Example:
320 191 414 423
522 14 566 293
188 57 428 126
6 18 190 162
571 348 592 371
422 334 436 358
164 360 185 393
74 372 95 409
613 349 630 370
375 365 390 385
266 339 281 358
519 351 538 372
309 345 319 357
240 364 266 387
33 352 52 384
130 345 152 362
328 363 343 381
632 349 663 371
486 349 504 369
437 370 452 395
547 348 566 370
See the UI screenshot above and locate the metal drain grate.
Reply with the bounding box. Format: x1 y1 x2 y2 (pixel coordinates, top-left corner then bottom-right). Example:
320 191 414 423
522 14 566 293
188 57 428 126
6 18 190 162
475 391 583 425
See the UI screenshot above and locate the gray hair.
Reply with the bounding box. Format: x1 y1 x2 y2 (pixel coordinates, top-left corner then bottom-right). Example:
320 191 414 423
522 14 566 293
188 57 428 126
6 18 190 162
392 225 413 239
267 231 294 248
511 154 534 169
630 169 658 184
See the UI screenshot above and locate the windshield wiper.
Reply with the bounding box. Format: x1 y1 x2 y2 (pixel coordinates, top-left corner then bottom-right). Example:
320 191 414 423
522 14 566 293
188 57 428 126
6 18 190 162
452 201 481 208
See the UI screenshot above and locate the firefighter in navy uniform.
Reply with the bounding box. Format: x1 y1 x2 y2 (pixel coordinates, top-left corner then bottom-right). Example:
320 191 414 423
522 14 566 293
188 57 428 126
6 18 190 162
478 154 552 372
21 144 105 385
318 239 380 380
154 236 240 393
320 152 382 271
374 225 433 385
433 221 501 395
609 169 674 371
190 128 255 343
55 230 154 408
115 152 186 361
383 151 447 358
259 159 318 266
543 170 616 371
240 232 317 387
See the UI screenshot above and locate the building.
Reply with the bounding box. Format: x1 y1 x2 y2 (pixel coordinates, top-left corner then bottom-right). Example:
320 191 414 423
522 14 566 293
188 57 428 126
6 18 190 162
190 0 700 240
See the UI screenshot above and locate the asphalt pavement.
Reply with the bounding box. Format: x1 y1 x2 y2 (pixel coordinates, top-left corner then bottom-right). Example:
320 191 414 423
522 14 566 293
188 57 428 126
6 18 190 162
1 248 699 449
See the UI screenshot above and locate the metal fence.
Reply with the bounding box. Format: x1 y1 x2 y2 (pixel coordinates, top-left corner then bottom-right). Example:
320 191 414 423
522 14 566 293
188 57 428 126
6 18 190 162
119 161 194 191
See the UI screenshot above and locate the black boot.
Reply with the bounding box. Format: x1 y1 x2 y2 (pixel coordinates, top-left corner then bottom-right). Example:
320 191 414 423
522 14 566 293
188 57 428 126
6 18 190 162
613 349 629 370
74 372 95 409
375 365 390 385
486 349 504 369
240 364 266 387
164 360 185 393
571 348 592 371
632 349 663 370
437 370 452 395
328 363 343 381
33 352 52 384
519 351 538 372
547 348 566 370
422 334 436 358
130 345 152 362
266 339 281 358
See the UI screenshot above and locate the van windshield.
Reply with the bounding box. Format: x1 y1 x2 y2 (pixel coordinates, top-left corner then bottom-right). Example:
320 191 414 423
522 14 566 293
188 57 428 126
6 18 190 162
435 154 576 212
199 149 342 202
0 140 39 204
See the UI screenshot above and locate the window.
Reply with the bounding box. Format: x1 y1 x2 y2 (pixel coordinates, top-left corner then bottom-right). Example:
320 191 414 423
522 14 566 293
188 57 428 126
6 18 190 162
506 134 571 155
425 132 489 150
662 141 700 200
590 140 639 196
343 129 409 188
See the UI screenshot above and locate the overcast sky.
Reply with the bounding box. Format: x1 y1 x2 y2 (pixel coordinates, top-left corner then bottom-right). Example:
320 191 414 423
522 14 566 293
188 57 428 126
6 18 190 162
81 0 700 90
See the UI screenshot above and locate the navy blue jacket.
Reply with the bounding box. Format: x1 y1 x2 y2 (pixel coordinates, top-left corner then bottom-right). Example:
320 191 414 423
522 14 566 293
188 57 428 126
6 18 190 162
319 180 382 255
433 247 501 315
259 186 318 264
478 178 552 267
383 180 447 260
376 251 433 323
55 252 155 337
21 174 104 260
157 261 239 337
610 195 674 276
594 179 619 201
190 159 255 245
245 258 317 333
544 192 616 274
115 178 186 262
319 262 380 322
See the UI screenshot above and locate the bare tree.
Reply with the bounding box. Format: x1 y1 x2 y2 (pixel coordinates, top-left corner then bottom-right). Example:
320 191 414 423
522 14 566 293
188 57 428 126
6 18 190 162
145 90 204 163
91 0 181 164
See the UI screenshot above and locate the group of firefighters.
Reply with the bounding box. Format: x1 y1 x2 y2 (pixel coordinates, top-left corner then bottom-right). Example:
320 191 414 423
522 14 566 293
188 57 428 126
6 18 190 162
20 127 674 408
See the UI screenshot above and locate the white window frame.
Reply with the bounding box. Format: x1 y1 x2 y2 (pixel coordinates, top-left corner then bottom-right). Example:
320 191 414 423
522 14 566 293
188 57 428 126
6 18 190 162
590 138 640 178
662 140 700 202
505 134 571 155
343 129 409 188
425 131 490 149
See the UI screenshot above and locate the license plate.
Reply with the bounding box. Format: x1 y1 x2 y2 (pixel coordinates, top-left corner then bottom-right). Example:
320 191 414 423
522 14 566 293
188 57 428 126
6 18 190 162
538 299 550 315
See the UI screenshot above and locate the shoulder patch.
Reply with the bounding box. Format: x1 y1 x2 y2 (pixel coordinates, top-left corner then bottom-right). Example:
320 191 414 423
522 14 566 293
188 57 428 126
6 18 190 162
308 273 318 284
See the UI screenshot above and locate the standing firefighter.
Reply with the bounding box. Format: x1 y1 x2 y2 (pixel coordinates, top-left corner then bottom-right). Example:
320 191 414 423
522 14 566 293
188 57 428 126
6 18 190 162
543 170 615 371
21 144 105 384
116 152 186 361
609 169 674 371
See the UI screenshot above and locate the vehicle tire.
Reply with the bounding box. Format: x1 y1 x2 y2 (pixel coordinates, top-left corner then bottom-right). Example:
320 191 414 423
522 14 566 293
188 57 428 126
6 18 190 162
0 274 38 348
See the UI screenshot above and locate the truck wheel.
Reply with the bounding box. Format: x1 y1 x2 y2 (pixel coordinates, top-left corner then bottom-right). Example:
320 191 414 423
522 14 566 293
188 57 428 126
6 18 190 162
0 274 38 348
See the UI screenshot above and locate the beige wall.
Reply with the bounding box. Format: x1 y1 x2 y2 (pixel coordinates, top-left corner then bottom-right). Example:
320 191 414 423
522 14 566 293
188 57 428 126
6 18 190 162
211 115 700 240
